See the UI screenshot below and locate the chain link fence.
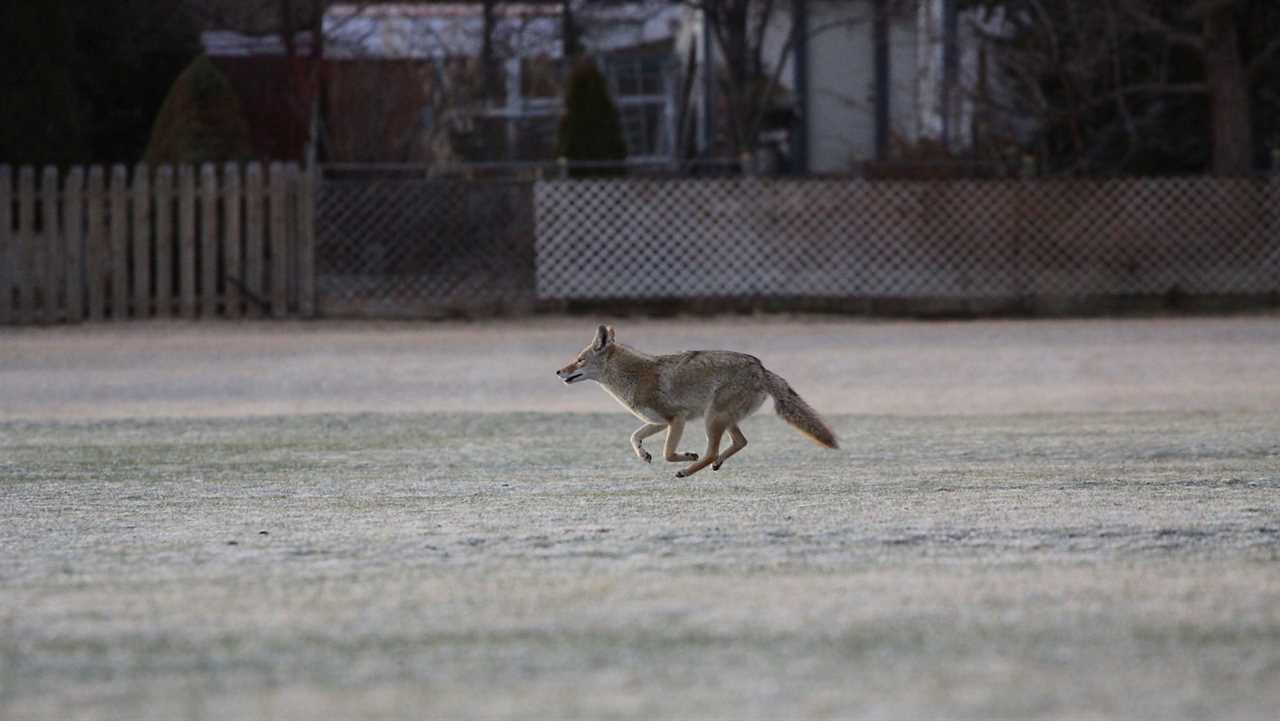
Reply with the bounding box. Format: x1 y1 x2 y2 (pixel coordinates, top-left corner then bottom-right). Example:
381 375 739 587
315 172 535 316
313 173 1280 316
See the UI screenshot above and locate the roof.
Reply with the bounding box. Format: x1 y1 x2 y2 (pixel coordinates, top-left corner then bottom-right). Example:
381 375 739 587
202 30 320 57
324 2 564 59
204 3 688 61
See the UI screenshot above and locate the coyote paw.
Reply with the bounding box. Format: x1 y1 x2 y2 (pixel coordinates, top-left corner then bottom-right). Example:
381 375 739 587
636 449 652 463
712 462 722 471
675 470 687 478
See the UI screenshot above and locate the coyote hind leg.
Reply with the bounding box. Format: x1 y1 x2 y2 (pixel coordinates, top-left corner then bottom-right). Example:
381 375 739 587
712 424 747 471
676 418 726 478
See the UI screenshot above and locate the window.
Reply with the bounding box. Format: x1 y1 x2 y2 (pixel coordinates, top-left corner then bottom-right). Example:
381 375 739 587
610 55 665 97
618 102 667 158
606 52 670 158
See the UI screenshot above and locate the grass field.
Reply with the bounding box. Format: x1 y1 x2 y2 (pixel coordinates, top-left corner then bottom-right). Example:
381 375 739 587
2 317 1279 719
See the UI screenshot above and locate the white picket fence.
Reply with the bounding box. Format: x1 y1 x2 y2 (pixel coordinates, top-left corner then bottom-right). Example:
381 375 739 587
0 162 315 324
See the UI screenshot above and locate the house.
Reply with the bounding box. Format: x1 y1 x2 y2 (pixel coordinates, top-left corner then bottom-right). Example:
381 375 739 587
691 0 993 175
201 30 320 162
321 2 690 164
202 0 988 174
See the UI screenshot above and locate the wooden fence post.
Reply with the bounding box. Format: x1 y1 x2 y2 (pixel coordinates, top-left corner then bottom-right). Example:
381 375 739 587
86 166 105 322
154 166 173 318
297 165 316 318
179 165 196 318
245 162 264 317
1270 173 1280 292
0 166 11 325
17 166 34 325
132 163 151 319
269 162 288 317
41 166 61 323
223 162 242 318
109 164 128 320
63 167 84 323
200 163 219 317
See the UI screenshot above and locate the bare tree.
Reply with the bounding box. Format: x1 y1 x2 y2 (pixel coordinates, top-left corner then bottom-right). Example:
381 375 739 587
1125 0 1280 176
322 2 563 164
970 0 1280 175
703 0 782 154
675 0 882 157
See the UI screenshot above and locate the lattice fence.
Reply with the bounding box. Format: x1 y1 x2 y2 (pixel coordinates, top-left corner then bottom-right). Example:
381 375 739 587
536 177 1280 301
315 176 535 315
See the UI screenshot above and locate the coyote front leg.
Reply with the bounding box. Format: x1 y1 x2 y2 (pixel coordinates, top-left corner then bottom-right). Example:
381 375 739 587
631 422 665 463
662 417 698 462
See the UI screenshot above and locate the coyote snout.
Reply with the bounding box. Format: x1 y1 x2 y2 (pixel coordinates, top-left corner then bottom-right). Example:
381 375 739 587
557 325 838 477
556 365 585 384
556 325 613 384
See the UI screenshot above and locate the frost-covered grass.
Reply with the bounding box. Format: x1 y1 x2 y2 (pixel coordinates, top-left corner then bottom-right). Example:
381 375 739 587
3 411 1279 720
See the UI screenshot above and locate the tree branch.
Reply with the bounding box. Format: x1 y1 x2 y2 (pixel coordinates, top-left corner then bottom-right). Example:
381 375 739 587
1249 34 1280 79
1120 0 1205 52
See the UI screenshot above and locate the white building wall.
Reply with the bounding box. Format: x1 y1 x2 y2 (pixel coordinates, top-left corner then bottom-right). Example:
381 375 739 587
914 0 1004 152
915 0 946 144
805 0 876 173
888 11 919 150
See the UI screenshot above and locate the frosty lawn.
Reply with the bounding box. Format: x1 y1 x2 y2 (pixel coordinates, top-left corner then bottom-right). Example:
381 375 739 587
2 410 1278 720
2 316 1279 719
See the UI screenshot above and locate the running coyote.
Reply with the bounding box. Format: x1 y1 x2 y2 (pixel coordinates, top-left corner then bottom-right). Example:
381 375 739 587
556 325 838 477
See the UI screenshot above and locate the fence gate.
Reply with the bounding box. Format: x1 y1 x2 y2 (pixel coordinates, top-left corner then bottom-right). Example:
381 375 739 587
313 173 535 316
0 162 315 325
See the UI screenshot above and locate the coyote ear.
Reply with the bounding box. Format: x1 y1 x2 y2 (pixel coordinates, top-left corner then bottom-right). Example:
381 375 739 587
605 325 615 345
593 324 609 350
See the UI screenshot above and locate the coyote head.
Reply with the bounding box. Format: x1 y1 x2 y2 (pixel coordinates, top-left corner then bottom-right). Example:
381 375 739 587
557 324 614 384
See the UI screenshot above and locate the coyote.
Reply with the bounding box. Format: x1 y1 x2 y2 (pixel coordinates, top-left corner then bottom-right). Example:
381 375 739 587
556 325 838 477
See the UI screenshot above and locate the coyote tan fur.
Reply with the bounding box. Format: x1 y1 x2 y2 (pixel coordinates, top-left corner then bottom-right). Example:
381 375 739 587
556 325 838 477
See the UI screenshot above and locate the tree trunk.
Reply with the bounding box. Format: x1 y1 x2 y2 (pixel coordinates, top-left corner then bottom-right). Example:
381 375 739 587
482 0 498 102
305 0 325 164
562 0 579 59
1202 6 1253 176
720 2 752 153
279 0 296 58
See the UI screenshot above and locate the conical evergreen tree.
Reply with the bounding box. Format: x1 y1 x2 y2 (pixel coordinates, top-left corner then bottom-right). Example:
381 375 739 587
556 58 627 177
144 55 252 165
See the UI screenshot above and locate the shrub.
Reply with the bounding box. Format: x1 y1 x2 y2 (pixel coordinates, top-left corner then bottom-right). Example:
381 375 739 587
144 54 252 165
556 58 627 177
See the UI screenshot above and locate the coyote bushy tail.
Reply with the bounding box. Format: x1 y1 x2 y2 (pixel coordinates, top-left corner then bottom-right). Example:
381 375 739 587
765 370 839 449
